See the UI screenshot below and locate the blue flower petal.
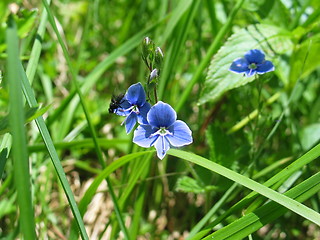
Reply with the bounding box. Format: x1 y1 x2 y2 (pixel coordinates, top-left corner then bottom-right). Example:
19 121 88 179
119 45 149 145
154 135 170 160
125 113 137 134
120 99 131 109
125 83 146 106
137 102 151 124
245 69 257 77
133 125 158 147
166 120 193 147
256 60 275 74
244 49 265 64
115 100 131 116
229 58 249 74
147 101 177 128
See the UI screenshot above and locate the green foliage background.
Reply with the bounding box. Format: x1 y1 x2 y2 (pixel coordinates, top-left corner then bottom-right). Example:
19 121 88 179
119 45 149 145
0 0 319 239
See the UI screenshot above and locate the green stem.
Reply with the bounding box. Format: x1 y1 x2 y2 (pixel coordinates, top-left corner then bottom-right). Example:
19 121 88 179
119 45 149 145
249 75 264 170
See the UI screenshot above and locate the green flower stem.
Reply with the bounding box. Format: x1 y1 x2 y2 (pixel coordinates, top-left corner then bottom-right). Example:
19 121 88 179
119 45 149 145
227 92 281 134
249 75 265 172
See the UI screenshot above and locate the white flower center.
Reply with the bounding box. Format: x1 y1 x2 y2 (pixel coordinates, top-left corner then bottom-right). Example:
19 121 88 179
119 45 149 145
132 105 140 114
150 127 173 137
249 63 257 70
124 105 140 114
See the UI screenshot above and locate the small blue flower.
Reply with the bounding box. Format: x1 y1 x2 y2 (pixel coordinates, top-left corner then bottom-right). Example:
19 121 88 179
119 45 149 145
229 49 275 77
115 83 151 134
133 101 193 159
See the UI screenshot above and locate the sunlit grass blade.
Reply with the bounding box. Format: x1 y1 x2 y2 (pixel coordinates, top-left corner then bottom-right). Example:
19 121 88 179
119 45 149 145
168 149 320 226
190 142 320 239
19 62 89 239
203 172 320 239
6 15 36 239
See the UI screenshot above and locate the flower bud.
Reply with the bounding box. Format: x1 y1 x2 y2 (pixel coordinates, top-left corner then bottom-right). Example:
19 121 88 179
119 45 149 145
155 47 164 69
142 37 154 60
149 68 158 81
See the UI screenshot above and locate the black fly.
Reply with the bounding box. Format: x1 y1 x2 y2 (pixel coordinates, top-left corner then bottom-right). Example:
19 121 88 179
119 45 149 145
109 93 125 113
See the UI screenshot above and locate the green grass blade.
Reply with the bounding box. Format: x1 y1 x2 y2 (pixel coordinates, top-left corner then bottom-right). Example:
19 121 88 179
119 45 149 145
158 0 193 45
186 182 238 240
203 172 320 239
0 148 8 179
69 151 153 238
158 0 200 100
26 0 51 83
78 151 153 215
41 1 129 238
168 149 320 226
128 154 153 239
28 138 129 152
19 62 89 239
6 15 36 240
175 0 245 112
191 142 320 239
109 153 153 239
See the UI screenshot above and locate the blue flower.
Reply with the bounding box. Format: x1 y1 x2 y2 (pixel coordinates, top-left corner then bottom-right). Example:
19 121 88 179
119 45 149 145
115 83 151 134
229 49 275 77
133 101 192 159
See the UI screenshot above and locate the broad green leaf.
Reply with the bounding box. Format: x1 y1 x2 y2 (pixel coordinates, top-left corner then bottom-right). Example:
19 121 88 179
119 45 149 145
0 194 16 218
199 24 293 105
0 105 52 135
176 176 218 193
14 8 38 38
299 123 320 151
290 34 320 84
206 125 235 168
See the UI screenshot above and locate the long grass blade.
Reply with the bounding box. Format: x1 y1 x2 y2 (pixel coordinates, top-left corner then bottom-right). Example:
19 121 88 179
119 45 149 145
19 62 89 239
168 149 320 226
203 172 320 239
6 15 36 240
26 0 51 83
41 0 130 238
